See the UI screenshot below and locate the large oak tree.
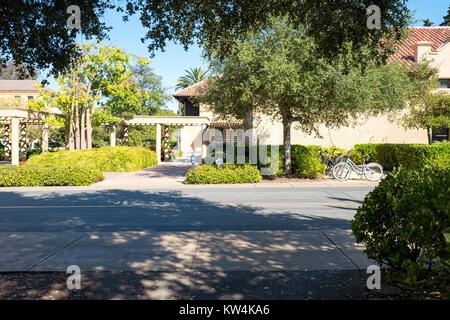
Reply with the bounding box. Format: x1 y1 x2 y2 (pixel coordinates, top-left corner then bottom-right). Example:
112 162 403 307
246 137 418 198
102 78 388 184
202 17 419 175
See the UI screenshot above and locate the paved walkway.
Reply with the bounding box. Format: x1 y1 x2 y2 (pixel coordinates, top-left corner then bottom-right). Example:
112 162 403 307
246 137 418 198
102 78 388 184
92 162 191 189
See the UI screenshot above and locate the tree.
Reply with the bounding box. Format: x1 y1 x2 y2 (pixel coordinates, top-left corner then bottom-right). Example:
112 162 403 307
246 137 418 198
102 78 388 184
422 19 434 27
0 1 410 76
397 62 448 144
175 67 208 90
203 18 418 175
0 1 114 78
441 6 450 26
36 44 146 150
403 90 450 144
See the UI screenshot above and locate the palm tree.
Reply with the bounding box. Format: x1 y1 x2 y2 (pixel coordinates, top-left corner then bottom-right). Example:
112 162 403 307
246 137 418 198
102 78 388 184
175 67 208 90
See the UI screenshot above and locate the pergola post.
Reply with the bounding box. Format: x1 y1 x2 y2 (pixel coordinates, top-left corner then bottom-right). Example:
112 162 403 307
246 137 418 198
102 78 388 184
1 123 11 160
156 123 161 164
201 124 208 160
110 125 117 147
163 126 170 161
122 124 129 146
10 117 20 166
41 123 49 152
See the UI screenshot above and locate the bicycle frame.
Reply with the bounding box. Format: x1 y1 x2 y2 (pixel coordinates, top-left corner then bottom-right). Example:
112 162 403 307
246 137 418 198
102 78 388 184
342 157 366 176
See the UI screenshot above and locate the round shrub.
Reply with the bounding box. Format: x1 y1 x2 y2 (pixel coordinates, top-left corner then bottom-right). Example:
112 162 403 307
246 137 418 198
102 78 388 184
184 164 263 184
352 166 450 283
291 145 326 178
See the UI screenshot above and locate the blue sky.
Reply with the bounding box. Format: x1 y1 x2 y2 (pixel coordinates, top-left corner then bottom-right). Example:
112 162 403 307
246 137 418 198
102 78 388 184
42 0 450 111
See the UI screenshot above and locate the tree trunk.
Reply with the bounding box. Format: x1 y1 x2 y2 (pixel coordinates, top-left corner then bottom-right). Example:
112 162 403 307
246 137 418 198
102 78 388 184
427 127 432 144
68 103 75 150
80 107 86 149
75 102 81 150
282 117 292 176
86 107 92 149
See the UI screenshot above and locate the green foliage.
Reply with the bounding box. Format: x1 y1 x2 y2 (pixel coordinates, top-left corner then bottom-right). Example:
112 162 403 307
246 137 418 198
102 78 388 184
440 5 450 26
185 164 262 184
403 91 450 131
353 142 450 171
291 145 326 178
352 166 450 285
126 1 410 65
1 1 410 76
175 67 209 90
0 165 104 187
27 147 157 172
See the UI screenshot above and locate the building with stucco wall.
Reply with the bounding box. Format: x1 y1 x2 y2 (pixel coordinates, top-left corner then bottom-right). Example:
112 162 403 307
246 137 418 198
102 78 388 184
173 27 449 155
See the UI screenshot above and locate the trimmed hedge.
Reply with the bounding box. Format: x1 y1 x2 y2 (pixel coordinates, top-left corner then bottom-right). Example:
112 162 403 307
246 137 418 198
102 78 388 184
27 146 157 172
0 164 104 187
352 166 450 285
184 164 263 184
0 146 157 187
353 142 450 171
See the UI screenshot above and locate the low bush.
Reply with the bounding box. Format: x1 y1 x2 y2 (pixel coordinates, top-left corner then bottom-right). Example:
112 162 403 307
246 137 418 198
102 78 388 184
0 164 104 187
184 164 262 184
352 166 450 285
353 142 450 171
27 146 157 172
291 145 326 178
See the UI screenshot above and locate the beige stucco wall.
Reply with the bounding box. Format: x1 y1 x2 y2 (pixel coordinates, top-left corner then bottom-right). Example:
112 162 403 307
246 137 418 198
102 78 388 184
427 42 450 79
0 91 40 107
253 113 428 149
179 102 430 152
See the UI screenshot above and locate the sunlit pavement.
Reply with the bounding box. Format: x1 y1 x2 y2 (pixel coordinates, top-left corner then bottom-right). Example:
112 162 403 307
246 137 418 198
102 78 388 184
0 185 376 299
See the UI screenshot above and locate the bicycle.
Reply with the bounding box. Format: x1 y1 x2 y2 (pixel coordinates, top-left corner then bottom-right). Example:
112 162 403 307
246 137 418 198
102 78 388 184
332 153 383 182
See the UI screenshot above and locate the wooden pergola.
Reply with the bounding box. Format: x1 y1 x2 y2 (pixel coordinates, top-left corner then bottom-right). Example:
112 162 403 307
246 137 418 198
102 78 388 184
122 116 211 164
0 107 61 165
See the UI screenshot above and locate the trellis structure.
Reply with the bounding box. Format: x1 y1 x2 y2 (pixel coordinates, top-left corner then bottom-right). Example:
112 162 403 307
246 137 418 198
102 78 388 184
120 116 211 164
0 107 60 165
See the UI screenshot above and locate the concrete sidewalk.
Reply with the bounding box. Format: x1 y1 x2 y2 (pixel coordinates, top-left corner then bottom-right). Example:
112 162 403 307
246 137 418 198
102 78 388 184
0 229 371 272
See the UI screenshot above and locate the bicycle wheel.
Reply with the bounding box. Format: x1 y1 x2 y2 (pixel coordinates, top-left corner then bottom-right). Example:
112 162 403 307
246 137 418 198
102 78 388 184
364 163 383 181
332 162 351 181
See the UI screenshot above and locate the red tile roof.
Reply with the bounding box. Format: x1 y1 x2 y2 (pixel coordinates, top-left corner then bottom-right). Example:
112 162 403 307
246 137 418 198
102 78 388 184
173 79 208 98
391 27 450 64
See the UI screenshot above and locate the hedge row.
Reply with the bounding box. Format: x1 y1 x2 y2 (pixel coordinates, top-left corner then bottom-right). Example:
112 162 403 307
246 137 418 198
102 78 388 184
184 164 262 184
0 164 104 187
27 146 158 172
353 142 450 171
208 142 449 177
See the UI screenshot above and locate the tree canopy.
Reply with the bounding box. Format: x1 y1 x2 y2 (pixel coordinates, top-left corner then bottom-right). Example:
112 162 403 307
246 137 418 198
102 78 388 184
33 44 169 150
175 67 209 91
203 17 421 175
441 5 450 26
0 1 410 76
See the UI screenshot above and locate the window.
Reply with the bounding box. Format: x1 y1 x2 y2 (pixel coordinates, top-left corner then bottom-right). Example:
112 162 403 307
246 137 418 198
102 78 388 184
27 96 34 101
438 79 450 89
14 96 21 100
432 127 449 142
